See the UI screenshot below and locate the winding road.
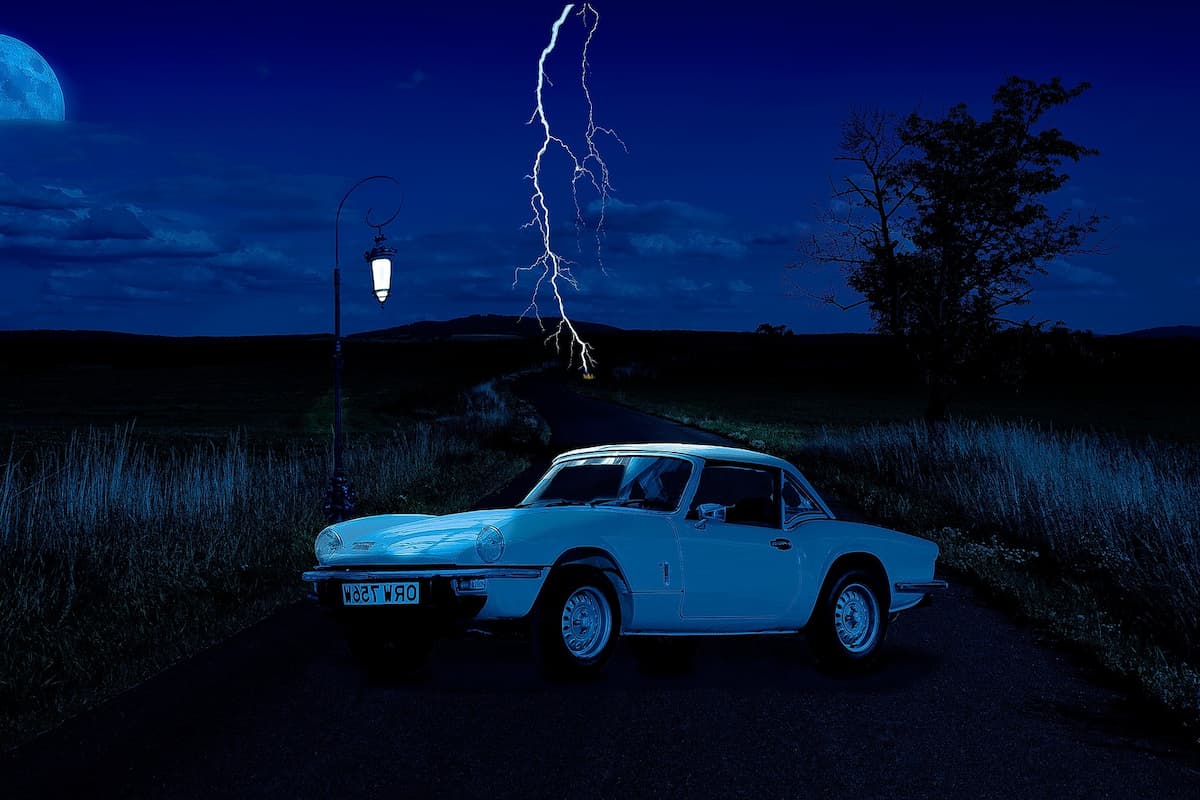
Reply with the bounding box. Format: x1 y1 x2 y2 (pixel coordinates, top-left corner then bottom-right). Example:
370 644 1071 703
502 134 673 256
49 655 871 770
3 377 1197 799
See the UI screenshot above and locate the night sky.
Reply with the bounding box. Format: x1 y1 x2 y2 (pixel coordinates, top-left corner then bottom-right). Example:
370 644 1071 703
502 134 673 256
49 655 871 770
0 0 1195 337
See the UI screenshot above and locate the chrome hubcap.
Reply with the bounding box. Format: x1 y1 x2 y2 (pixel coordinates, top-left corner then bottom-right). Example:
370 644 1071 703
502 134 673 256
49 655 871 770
834 583 879 653
560 586 612 659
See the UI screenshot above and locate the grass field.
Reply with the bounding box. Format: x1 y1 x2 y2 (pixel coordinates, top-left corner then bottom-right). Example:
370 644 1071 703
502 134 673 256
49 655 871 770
0 333 550 749
581 331 1200 729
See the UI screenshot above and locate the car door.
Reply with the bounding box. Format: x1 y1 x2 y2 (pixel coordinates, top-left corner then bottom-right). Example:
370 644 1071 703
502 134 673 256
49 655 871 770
677 461 800 620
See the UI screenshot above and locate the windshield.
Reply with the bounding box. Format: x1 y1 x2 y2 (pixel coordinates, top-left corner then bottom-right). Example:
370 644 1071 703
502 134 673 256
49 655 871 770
520 455 693 512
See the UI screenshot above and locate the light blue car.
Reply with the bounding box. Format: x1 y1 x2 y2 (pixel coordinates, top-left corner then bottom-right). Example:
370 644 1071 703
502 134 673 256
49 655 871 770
304 443 947 676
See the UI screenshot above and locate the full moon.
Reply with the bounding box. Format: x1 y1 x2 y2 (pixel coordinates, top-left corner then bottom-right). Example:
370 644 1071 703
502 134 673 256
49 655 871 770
0 34 65 121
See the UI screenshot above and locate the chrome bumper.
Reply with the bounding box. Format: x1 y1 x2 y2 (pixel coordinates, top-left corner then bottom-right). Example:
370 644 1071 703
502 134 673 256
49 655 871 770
302 567 546 582
894 579 949 593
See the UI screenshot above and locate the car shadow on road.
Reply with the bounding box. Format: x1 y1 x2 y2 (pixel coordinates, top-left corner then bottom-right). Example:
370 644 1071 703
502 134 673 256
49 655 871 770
343 631 944 699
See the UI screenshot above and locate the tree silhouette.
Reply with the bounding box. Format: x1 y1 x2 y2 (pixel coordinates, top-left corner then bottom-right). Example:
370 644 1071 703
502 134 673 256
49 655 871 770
755 322 794 337
795 77 1103 421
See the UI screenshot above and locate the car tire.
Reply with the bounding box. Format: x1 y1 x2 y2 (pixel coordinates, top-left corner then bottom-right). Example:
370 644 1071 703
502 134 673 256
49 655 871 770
347 626 435 680
534 568 620 679
807 567 889 674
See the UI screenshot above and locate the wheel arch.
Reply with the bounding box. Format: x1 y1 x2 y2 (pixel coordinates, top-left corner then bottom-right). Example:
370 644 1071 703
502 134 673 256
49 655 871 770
819 551 891 608
539 547 632 630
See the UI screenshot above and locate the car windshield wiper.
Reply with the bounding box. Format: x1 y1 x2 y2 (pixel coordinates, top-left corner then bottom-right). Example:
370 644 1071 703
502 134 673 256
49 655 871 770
588 498 672 510
516 499 589 508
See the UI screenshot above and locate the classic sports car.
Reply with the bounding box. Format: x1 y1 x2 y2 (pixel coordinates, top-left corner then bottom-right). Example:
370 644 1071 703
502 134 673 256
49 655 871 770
303 442 947 676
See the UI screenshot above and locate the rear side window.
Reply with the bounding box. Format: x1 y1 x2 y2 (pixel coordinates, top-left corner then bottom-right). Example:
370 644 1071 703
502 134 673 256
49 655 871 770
783 474 819 526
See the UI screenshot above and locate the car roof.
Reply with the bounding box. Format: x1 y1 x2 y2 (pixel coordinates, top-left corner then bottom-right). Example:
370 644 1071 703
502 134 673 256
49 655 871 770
554 442 797 472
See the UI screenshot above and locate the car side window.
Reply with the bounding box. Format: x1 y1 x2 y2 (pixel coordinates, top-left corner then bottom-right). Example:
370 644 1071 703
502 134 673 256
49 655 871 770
782 473 819 527
621 456 693 511
689 463 780 528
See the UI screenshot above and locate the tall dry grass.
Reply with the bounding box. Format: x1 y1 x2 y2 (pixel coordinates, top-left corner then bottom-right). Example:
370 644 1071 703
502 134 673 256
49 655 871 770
0 382 533 745
800 419 1200 713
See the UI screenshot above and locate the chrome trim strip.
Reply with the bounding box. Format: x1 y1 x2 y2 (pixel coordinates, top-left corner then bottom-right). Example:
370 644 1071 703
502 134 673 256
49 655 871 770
894 580 949 593
623 630 797 637
302 567 545 582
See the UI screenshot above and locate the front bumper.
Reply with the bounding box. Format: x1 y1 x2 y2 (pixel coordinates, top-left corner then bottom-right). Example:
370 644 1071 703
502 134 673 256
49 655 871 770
302 567 544 582
894 580 949 593
301 566 546 632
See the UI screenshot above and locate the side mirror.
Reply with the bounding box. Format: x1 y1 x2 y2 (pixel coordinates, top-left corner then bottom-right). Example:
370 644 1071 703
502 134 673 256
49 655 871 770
696 503 726 523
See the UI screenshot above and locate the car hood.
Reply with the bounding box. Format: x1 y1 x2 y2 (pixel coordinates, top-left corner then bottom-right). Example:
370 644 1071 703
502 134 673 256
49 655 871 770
322 508 520 565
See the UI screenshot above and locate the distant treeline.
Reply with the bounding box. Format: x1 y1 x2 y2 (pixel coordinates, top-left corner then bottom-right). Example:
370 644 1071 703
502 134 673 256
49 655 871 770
580 327 1200 390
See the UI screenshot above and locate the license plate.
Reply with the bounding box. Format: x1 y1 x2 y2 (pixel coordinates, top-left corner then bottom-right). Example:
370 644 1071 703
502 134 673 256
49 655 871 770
341 582 420 606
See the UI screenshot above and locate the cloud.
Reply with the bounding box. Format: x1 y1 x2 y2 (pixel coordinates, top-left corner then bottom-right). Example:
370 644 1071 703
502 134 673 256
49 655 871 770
1038 260 1117 295
396 69 428 90
592 197 727 232
744 221 811 247
666 277 710 293
628 232 748 259
0 121 138 168
581 198 750 261
65 207 152 241
4 229 223 266
0 173 86 211
728 280 753 293
121 170 337 216
0 159 321 313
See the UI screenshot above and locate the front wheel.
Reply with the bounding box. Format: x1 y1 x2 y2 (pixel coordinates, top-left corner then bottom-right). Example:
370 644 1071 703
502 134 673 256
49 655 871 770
807 568 889 673
534 569 620 678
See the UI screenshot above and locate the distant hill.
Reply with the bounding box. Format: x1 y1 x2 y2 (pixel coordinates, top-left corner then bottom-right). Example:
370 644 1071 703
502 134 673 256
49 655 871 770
1119 326 1200 340
352 314 625 341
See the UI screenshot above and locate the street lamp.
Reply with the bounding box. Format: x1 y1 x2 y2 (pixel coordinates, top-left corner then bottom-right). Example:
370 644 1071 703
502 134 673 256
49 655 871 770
325 174 403 523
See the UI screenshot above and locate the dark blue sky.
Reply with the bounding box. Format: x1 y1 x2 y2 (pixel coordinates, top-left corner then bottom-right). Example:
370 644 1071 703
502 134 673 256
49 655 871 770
0 0 1195 336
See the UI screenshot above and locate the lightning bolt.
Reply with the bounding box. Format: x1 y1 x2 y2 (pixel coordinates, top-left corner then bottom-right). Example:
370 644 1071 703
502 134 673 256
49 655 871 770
514 3 626 374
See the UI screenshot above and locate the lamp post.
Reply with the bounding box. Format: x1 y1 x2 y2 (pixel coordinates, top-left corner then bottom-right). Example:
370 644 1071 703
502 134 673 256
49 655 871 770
325 174 402 523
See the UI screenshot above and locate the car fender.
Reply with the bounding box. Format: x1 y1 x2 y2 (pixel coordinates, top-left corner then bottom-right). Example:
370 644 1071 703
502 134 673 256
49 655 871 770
545 548 634 628
791 518 940 626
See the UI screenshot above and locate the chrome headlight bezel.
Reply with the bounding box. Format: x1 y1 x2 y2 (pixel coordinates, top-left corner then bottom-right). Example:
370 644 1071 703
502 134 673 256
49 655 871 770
475 525 506 563
315 528 343 561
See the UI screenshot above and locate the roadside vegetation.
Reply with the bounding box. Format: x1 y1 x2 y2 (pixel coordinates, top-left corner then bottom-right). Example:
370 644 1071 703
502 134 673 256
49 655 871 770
588 381 1200 728
0 375 547 749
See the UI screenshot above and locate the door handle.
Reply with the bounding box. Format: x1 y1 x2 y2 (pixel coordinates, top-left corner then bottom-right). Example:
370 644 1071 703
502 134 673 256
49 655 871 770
770 538 791 551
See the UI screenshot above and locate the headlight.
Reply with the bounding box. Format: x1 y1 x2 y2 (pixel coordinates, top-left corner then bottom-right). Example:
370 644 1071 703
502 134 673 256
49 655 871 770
315 528 343 561
475 525 505 563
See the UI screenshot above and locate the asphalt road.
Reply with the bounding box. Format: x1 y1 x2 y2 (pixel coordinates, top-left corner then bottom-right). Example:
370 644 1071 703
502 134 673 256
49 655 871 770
3 377 1198 799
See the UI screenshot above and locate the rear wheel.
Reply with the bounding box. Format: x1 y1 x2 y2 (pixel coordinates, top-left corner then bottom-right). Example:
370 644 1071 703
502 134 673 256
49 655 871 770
534 568 620 678
807 568 889 673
